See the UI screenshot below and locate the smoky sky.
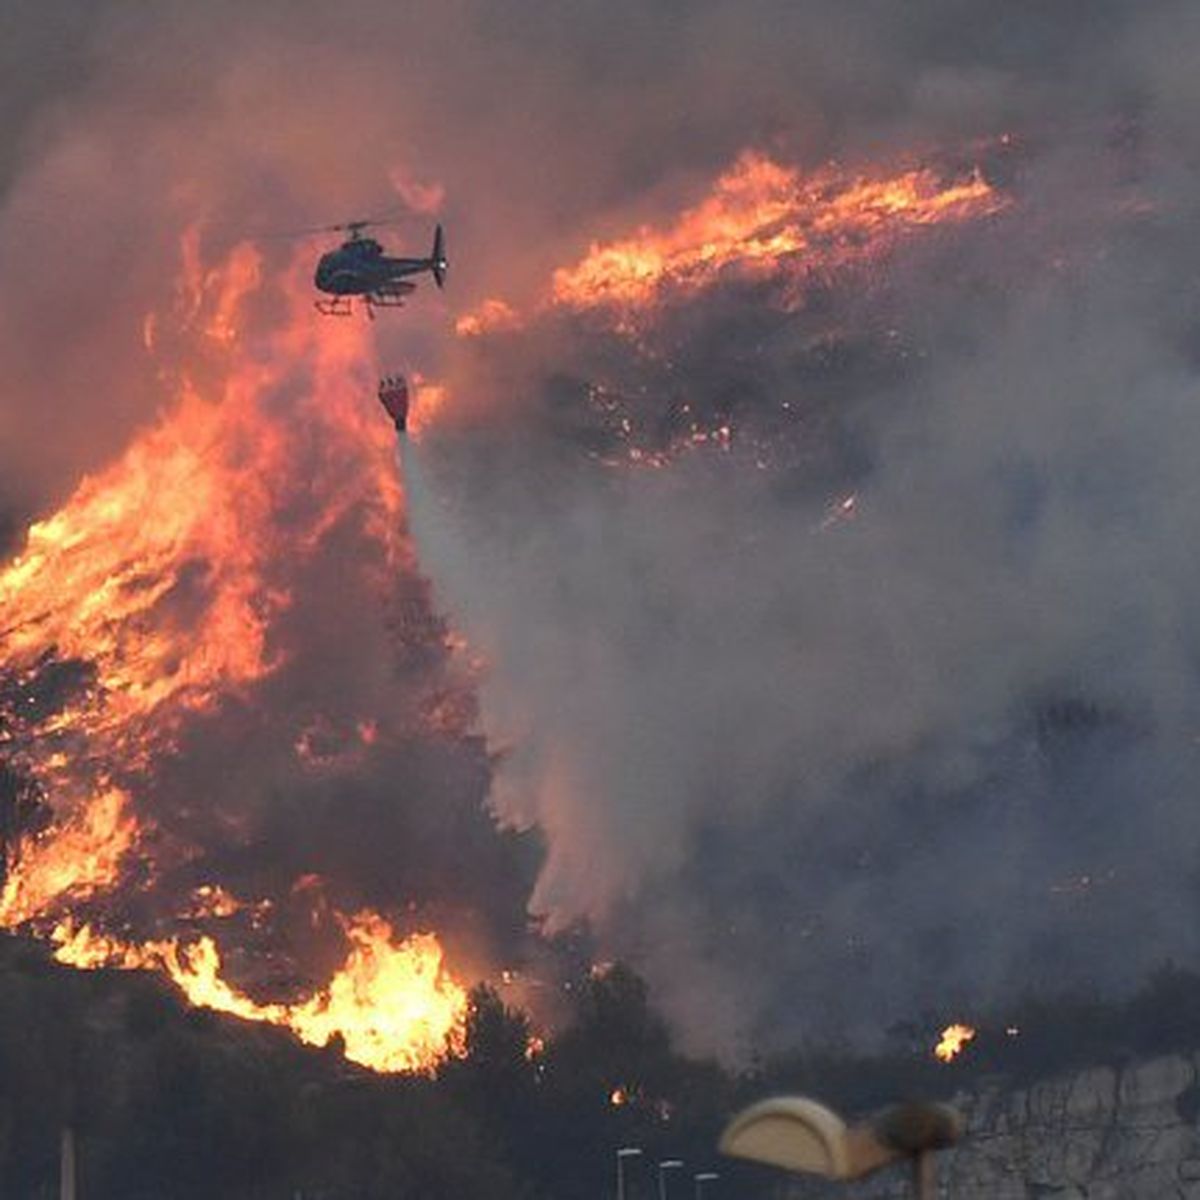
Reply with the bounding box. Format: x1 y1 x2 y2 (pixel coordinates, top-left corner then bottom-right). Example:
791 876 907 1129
408 151 1200 1055
7 0 1200 1053
2 0 1197 515
4 0 1199 517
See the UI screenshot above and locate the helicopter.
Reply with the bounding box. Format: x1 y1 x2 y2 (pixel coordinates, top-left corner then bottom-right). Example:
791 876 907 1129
312 220 447 317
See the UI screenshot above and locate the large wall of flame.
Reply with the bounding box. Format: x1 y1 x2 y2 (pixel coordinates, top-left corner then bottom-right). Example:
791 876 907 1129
0 2 553 1024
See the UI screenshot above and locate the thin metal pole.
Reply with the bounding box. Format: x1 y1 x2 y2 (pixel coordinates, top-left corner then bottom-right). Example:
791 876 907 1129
618 1149 642 1200
659 1159 683 1200
60 1127 76 1200
694 1171 719 1200
913 1150 935 1200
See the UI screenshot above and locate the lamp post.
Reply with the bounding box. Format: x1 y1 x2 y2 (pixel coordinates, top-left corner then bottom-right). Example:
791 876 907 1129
720 1094 962 1200
694 1171 719 1200
617 1147 643 1200
658 1159 684 1200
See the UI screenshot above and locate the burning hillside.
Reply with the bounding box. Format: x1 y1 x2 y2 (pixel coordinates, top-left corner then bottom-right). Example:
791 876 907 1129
0 136 1025 1067
549 149 1009 322
460 145 1014 335
452 141 1025 478
0 75 1189 1072
0 234 514 1072
406 123 1195 1055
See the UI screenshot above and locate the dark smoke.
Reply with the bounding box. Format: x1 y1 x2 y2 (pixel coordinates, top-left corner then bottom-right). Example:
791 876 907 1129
6 0 1200 1053
408 134 1200 1051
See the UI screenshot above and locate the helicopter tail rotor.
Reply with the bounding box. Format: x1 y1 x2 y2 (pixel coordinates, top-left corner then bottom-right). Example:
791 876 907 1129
430 224 448 288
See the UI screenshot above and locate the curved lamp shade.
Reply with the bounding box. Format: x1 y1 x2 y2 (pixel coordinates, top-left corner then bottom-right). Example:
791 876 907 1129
720 1096 962 1182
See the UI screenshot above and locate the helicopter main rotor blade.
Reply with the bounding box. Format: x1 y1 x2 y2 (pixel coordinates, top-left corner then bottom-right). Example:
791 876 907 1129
252 209 414 242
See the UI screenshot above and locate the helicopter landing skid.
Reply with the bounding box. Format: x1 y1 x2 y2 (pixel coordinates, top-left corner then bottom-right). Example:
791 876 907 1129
315 296 354 317
361 293 408 321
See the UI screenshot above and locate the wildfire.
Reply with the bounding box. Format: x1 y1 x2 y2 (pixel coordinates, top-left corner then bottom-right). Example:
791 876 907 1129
455 148 1007 344
180 883 256 921
0 238 395 899
454 297 522 339
0 786 140 926
52 910 467 1073
0 250 371 819
934 1022 977 1063
447 144 1012 474
548 149 1008 322
405 377 449 440
0 230 471 1073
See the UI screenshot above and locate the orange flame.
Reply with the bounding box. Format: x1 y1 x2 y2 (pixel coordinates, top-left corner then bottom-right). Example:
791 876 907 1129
52 910 466 1073
0 787 140 925
0 233 469 1073
0 250 285 843
180 883 252 920
549 150 1007 322
406 378 449 441
455 298 522 339
933 1022 976 1062
444 146 1010 455
0 236 400 905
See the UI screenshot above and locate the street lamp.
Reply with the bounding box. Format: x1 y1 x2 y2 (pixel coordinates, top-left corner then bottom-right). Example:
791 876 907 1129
694 1171 719 1200
658 1159 684 1200
617 1147 643 1200
719 1094 962 1200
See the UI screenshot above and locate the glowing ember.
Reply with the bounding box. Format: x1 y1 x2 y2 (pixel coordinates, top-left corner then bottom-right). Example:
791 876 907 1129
549 150 1008 322
817 493 859 531
52 910 466 1073
934 1022 977 1062
180 883 254 921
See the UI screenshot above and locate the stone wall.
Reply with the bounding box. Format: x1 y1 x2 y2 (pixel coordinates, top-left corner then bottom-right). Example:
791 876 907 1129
782 1054 1200 1198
